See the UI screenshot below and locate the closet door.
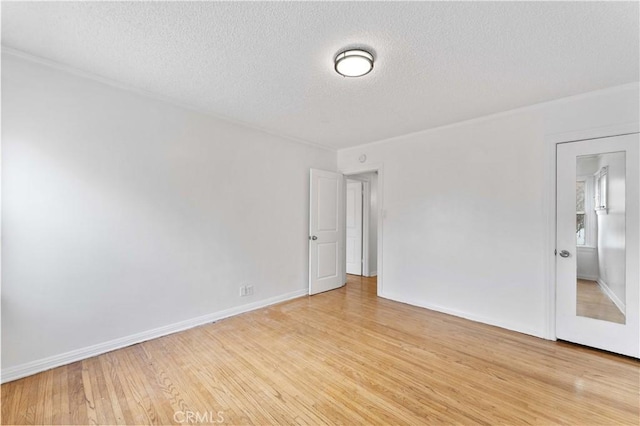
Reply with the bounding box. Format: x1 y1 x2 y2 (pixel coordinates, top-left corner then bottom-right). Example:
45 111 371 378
556 133 639 357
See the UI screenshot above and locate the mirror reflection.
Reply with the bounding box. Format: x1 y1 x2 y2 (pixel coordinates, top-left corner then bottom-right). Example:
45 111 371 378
576 152 625 324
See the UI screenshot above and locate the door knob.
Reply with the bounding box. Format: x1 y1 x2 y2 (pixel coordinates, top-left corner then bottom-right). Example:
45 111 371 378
310 236 318 241
559 250 570 258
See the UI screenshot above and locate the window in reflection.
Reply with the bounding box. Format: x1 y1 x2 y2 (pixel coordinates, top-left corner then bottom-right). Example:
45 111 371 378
576 180 586 245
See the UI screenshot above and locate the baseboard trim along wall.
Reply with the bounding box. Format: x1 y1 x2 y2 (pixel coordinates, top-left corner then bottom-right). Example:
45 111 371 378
597 278 626 314
379 291 544 340
1 289 309 384
577 274 599 281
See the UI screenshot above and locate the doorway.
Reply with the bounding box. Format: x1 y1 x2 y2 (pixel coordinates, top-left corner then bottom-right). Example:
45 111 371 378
345 172 378 278
342 166 383 296
308 166 383 296
346 179 363 275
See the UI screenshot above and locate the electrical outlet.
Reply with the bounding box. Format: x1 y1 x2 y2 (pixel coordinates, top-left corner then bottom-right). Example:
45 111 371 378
240 283 254 297
240 284 253 297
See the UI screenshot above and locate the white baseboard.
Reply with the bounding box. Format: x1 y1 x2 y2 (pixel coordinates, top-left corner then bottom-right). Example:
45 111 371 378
367 270 377 277
596 278 626 314
1 288 308 384
577 274 599 281
378 291 544 339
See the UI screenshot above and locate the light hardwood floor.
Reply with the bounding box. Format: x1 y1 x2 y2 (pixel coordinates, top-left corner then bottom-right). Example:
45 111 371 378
577 278 626 324
2 275 639 425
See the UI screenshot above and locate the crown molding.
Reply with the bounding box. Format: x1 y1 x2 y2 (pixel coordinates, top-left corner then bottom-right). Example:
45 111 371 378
342 81 640 152
1 46 336 153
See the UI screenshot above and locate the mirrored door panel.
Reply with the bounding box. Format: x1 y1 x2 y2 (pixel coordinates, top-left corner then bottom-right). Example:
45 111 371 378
575 152 625 324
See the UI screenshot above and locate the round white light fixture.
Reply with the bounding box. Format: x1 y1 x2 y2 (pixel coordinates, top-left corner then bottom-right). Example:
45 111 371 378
334 49 374 77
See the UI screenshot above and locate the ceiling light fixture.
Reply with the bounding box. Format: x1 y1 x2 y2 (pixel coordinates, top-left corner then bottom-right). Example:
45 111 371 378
334 49 374 77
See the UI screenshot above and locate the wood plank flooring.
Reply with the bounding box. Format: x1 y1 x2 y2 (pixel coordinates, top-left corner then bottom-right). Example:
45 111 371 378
2 275 639 425
577 278 626 324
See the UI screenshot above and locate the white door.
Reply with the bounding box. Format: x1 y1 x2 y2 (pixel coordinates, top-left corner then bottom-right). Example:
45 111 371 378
346 180 363 275
309 169 345 295
556 133 639 357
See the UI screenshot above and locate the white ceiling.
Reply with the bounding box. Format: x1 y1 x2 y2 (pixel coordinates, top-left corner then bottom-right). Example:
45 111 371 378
2 2 638 150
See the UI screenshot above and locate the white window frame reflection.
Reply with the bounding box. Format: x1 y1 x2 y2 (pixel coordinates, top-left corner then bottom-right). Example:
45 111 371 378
594 166 608 213
576 175 597 247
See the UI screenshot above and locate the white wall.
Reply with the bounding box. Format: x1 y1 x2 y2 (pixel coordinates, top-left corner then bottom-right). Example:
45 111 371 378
597 151 627 310
577 246 599 280
338 84 639 338
577 157 600 176
1 52 336 379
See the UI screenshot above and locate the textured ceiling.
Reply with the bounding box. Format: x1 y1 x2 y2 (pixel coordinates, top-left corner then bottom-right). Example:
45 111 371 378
2 2 638 150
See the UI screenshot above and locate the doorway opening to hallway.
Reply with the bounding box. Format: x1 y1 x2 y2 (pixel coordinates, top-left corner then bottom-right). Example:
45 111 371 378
345 171 378 278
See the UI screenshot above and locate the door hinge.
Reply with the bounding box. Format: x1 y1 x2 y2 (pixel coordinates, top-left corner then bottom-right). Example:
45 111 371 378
554 249 557 256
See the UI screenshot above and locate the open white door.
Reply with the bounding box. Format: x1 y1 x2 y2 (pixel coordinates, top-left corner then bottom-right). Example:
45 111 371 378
309 169 345 295
346 180 363 275
556 133 639 357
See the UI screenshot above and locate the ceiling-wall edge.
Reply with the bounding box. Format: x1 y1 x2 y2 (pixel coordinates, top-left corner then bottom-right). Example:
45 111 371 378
1 46 337 154
4 46 637 156
338 82 640 153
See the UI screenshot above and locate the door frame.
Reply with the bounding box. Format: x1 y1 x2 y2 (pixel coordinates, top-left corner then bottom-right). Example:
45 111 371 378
341 163 384 296
544 122 640 340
